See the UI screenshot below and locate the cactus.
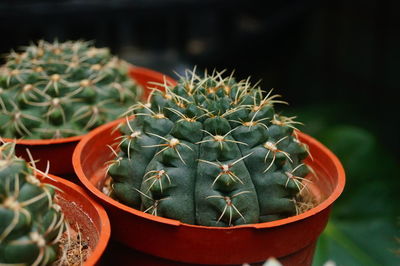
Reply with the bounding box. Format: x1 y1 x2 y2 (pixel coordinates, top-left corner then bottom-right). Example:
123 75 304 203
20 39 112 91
107 69 314 227
0 142 67 265
0 40 141 139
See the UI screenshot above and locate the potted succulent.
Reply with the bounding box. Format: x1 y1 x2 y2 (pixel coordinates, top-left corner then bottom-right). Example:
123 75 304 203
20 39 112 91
0 141 110 265
73 69 345 265
0 40 175 175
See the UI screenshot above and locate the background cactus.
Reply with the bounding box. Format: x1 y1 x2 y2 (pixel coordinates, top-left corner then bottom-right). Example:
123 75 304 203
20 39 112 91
0 40 141 139
0 142 67 264
107 69 314 227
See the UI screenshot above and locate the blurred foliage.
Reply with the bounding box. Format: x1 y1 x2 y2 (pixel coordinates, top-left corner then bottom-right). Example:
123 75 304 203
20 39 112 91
289 105 400 265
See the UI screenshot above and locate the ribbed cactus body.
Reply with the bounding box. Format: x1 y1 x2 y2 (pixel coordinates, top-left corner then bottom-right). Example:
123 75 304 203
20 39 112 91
0 40 141 139
108 70 311 227
0 143 66 264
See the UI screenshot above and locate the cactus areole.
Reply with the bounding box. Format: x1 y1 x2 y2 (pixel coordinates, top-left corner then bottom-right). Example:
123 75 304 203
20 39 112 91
0 40 141 139
107 69 314 227
0 142 67 264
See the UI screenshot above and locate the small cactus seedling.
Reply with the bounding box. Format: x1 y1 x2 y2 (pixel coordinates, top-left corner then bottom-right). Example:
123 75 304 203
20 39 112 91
107 69 314 227
0 142 68 265
0 40 141 139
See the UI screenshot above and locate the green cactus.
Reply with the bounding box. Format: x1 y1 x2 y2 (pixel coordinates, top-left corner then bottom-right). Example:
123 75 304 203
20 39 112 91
107 69 314 227
0 40 141 139
0 142 67 264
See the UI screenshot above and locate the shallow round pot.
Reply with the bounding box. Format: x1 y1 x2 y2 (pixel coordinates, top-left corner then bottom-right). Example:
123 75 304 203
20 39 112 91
40 173 111 265
73 118 345 266
2 66 175 176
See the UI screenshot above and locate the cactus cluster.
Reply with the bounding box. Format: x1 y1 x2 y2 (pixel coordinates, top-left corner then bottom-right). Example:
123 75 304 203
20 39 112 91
0 142 67 265
0 40 141 139
107 69 314 227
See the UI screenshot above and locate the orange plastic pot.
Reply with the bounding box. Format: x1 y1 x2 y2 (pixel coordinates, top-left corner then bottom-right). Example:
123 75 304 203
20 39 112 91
73 118 345 265
2 66 175 176
39 173 111 265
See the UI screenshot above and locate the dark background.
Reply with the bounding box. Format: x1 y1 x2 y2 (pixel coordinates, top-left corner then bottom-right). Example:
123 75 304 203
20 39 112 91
1 0 398 153
1 0 399 265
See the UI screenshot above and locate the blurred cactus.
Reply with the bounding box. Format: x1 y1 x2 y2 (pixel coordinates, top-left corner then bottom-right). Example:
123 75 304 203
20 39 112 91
0 40 141 139
107 69 314 226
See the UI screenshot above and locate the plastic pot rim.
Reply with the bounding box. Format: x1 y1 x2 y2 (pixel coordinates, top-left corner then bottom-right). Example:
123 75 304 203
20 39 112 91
2 135 83 146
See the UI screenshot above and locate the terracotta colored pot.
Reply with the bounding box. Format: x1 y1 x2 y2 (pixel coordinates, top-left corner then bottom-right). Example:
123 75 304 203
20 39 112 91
39 173 111 266
72 118 346 265
1 66 175 177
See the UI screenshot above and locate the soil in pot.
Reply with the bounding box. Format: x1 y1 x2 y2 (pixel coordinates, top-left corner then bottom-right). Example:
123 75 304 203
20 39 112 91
51 196 94 266
54 224 91 266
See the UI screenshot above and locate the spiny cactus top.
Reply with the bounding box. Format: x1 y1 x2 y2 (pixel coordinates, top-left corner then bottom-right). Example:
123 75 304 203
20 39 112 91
0 40 141 139
107 69 313 227
0 142 67 265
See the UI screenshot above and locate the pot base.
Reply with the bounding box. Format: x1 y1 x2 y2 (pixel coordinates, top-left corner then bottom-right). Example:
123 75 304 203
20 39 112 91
102 241 316 266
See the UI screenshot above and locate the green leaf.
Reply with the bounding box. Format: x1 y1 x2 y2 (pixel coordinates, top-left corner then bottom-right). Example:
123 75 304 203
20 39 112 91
306 125 400 265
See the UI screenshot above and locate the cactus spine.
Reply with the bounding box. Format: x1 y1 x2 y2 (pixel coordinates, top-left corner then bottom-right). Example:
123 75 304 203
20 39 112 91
0 40 141 139
107 69 313 227
0 142 67 264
